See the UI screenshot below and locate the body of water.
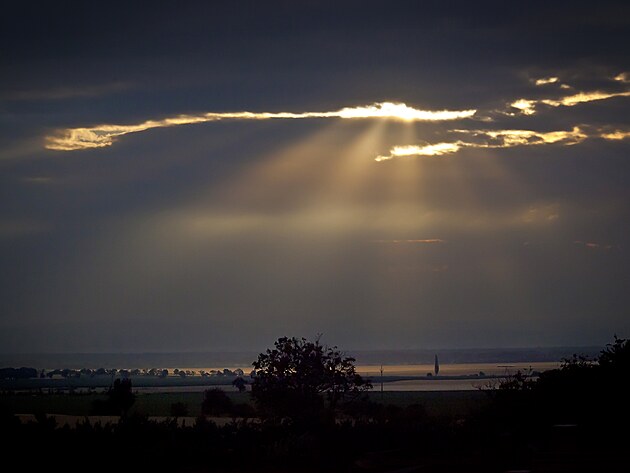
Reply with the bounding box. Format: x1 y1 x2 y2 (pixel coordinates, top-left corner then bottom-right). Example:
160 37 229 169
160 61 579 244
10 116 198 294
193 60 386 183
357 361 560 377
1 360 560 392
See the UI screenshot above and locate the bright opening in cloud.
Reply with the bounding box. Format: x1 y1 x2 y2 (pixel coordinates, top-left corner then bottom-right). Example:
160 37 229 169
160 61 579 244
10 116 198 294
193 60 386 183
45 102 476 151
534 77 559 86
334 102 475 121
599 130 630 140
375 142 461 161
370 239 445 244
510 99 537 115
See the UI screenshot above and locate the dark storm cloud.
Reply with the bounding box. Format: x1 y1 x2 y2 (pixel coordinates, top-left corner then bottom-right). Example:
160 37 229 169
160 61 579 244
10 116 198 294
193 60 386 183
0 1 629 352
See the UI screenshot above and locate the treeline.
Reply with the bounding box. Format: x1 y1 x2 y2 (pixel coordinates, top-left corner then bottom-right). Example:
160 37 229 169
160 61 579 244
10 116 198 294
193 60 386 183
0 366 249 380
479 335 630 431
0 367 38 380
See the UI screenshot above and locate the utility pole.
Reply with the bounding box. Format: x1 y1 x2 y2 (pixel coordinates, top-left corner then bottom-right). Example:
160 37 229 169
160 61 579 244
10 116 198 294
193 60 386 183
380 364 384 400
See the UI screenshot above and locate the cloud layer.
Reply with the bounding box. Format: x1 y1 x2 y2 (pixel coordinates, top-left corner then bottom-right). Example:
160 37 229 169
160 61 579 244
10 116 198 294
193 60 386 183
375 73 629 161
45 102 476 151
3 1 629 353
375 126 629 161
45 74 629 166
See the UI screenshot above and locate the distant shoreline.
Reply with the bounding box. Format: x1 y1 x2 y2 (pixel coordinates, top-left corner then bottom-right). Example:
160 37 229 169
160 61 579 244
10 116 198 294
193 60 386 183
1 361 560 393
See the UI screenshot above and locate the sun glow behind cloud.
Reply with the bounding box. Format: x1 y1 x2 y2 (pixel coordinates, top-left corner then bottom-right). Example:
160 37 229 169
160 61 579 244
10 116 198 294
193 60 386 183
375 142 461 161
45 102 476 151
42 71 630 167
509 99 537 115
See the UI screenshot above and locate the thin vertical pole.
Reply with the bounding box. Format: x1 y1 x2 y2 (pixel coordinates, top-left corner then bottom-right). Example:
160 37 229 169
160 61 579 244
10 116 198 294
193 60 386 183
380 364 384 400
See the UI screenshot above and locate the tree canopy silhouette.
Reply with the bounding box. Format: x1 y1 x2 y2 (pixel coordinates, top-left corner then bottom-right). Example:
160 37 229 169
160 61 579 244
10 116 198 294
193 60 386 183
109 378 135 416
251 336 371 420
91 378 135 416
201 388 233 416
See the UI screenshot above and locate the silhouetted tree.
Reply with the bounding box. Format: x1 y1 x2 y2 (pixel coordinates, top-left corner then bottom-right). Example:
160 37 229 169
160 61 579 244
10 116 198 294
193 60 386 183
251 336 371 420
109 378 135 417
598 335 629 371
170 402 189 417
230 402 256 418
201 388 233 416
0 367 38 379
232 377 247 393
498 370 536 391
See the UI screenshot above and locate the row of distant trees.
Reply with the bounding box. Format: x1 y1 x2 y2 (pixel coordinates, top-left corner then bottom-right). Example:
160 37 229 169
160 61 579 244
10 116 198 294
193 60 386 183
0 367 250 380
87 336 370 419
0 367 38 380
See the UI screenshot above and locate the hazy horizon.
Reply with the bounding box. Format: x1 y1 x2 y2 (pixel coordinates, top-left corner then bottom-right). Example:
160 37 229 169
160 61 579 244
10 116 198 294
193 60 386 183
0 343 605 355
0 345 604 371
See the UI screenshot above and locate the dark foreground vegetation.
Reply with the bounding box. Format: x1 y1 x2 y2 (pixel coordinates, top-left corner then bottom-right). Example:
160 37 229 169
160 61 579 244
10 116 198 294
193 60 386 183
1 336 628 472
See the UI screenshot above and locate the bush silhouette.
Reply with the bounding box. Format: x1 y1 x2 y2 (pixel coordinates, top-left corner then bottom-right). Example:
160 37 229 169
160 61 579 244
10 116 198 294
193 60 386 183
91 378 135 416
201 388 233 416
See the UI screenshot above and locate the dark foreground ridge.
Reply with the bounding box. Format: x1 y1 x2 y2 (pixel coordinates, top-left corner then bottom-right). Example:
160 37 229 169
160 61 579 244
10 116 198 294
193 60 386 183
0 336 627 472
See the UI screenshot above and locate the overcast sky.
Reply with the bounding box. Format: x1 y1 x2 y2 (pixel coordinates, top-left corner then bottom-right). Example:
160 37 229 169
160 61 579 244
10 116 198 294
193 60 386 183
1 1 629 353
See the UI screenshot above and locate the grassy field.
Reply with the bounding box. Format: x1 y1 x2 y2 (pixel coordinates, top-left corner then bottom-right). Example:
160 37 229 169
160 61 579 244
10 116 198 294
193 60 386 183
0 374 478 392
366 390 488 417
0 390 488 418
0 375 238 390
